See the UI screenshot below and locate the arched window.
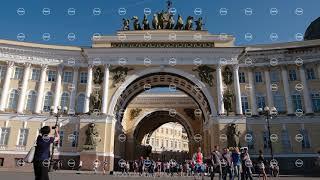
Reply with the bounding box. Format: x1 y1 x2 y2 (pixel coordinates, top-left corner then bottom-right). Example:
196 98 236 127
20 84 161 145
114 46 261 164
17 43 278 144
26 91 37 112
60 92 69 108
8 89 19 110
43 92 53 112
76 94 85 113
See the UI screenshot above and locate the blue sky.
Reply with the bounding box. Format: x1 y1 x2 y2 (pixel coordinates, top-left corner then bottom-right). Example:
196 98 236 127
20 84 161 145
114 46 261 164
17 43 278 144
0 0 319 46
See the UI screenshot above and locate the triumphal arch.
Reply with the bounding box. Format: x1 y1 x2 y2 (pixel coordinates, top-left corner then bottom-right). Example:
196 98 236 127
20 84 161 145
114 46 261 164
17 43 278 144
1 4 320 174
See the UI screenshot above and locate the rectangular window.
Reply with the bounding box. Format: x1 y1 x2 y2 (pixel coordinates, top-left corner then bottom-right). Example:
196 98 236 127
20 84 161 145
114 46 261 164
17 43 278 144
281 129 291 152
63 71 73 83
58 131 64 147
306 68 316 80
241 96 249 112
31 69 41 81
257 96 266 109
156 139 159 147
0 158 3 166
0 66 6 79
71 131 79 147
80 72 88 84
270 70 279 82
292 94 303 110
300 129 311 149
289 69 297 81
47 71 56 82
273 94 286 112
0 128 10 145
263 130 271 151
247 130 254 150
311 93 320 112
13 67 23 79
166 140 168 147
239 72 246 83
18 128 29 146
166 129 168 134
255 72 263 83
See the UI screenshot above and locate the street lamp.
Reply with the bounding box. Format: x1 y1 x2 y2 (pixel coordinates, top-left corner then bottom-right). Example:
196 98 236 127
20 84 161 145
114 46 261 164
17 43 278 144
257 106 277 161
49 105 68 172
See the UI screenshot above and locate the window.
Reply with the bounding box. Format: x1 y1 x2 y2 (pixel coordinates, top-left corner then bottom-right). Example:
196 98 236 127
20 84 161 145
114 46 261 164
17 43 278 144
0 158 3 166
161 139 164 147
151 138 154 146
8 89 19 109
80 72 88 84
0 127 10 145
166 128 168 134
241 96 249 112
161 128 163 134
17 128 29 146
281 129 291 152
256 96 266 109
300 129 311 149
239 72 245 83
0 66 6 79
31 69 40 81
171 141 173 148
71 131 79 147
255 72 263 83
156 139 159 147
13 67 23 79
63 71 73 83
263 130 271 151
60 92 69 108
166 140 168 147
58 131 64 147
273 94 286 112
306 68 316 80
270 70 279 82
47 70 56 82
311 93 320 112
76 94 85 113
247 130 254 150
26 91 37 112
43 92 53 112
292 94 303 110
174 141 177 148
289 69 297 81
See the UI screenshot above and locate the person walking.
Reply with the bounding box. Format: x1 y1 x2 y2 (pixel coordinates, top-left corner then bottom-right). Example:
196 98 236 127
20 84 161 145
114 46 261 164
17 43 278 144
33 126 60 180
240 148 253 180
210 146 222 180
231 147 241 180
257 150 267 180
221 148 233 180
193 147 205 180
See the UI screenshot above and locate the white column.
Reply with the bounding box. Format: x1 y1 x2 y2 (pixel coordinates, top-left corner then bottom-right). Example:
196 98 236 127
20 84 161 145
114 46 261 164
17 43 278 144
233 65 242 115
216 64 225 115
17 63 32 114
247 68 257 115
53 65 63 113
102 64 110 114
281 66 294 115
68 67 79 114
34 64 48 114
84 65 93 113
264 69 274 107
299 65 313 114
0 61 14 111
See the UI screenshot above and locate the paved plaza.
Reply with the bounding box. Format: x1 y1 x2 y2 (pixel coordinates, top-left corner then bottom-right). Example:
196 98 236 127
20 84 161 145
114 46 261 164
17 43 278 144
0 171 319 180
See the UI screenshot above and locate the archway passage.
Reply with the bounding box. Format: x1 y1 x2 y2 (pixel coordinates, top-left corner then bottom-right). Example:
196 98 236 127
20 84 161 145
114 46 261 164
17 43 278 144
112 72 214 123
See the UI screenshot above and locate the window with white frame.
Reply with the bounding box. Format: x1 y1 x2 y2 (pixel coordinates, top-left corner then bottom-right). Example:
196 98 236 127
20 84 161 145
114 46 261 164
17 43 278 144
300 129 311 149
47 70 56 82
0 127 10 145
80 72 88 84
292 94 303 110
31 69 40 81
306 68 316 80
256 96 266 109
60 92 69 108
289 69 297 81
241 96 249 112
239 72 246 83
26 91 37 112
255 72 263 83
8 89 19 109
12 67 23 79
273 93 286 112
281 128 291 152
76 94 85 113
43 92 53 112
262 130 271 151
311 93 320 112
270 70 280 82
0 66 6 79
17 128 29 146
63 71 73 83
71 131 79 147
58 131 64 147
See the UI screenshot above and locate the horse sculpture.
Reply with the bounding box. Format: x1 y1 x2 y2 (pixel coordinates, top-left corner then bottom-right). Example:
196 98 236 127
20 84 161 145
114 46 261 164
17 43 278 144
132 16 141 30
152 14 159 29
158 11 165 29
174 15 184 30
142 15 150 30
195 17 204 31
122 18 130 31
166 14 175 29
184 16 194 30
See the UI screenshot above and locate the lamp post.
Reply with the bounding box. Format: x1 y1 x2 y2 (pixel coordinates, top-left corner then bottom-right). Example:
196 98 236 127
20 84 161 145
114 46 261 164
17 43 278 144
257 106 277 161
49 105 68 172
